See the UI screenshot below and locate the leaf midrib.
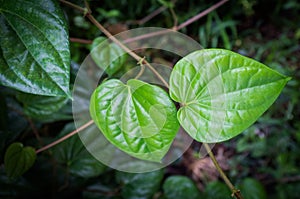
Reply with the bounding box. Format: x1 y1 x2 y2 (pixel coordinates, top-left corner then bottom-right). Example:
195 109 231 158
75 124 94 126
184 55 223 103
129 86 164 154
185 77 286 108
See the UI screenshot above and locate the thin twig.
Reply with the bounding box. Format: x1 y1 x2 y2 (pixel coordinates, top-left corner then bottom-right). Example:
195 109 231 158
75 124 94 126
84 0 91 14
60 0 169 87
127 0 177 26
128 6 167 25
123 0 228 44
169 7 178 28
59 0 88 13
123 29 171 45
203 143 243 199
35 120 94 154
70 37 92 44
61 0 228 58
7 104 43 145
135 64 146 80
85 14 169 88
139 6 166 24
176 0 228 30
27 118 43 145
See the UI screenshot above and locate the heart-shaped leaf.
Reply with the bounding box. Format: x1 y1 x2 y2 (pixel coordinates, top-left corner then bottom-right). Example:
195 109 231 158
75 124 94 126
90 37 127 76
90 79 179 162
0 0 70 97
169 49 290 143
4 142 36 178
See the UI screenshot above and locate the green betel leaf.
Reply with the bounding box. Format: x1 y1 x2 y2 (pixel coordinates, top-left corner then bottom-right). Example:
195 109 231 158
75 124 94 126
90 37 127 76
169 49 290 143
4 142 36 178
0 0 70 97
90 79 179 162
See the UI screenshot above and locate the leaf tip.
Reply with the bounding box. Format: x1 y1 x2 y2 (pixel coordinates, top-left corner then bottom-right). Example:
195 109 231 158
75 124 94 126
285 76 292 82
63 90 73 100
67 93 73 101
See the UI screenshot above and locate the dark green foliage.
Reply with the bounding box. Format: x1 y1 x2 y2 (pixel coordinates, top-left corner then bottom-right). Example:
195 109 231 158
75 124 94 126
237 178 266 199
204 181 231 199
163 176 201 199
51 123 106 178
116 169 164 199
16 93 70 122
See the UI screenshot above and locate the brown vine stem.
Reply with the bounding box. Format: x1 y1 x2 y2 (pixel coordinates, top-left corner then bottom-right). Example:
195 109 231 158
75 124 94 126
85 13 169 88
70 37 92 44
135 58 146 80
123 0 229 44
203 143 243 199
34 1 228 150
59 0 87 13
27 118 43 145
7 104 43 145
35 120 94 154
138 6 166 25
36 0 168 155
169 7 178 28
175 0 228 30
128 6 167 25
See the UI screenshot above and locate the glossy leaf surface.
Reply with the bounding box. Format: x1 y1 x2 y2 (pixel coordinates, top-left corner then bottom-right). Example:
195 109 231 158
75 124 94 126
16 92 69 122
0 0 70 97
4 142 36 178
163 176 201 199
90 79 179 162
91 37 127 76
169 49 290 142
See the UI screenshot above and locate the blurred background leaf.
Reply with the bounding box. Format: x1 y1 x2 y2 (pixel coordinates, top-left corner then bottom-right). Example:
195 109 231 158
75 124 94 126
116 169 164 199
162 175 201 199
4 142 36 178
52 123 106 178
237 178 266 199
